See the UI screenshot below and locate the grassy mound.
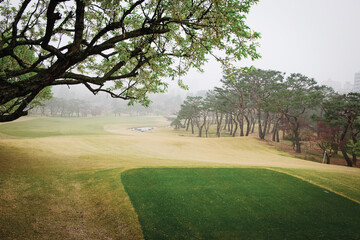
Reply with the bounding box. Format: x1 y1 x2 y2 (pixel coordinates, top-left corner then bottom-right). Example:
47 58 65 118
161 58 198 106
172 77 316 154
122 168 360 240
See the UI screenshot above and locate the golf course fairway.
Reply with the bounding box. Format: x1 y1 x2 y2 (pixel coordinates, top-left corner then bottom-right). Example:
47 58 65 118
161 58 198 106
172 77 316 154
0 116 359 239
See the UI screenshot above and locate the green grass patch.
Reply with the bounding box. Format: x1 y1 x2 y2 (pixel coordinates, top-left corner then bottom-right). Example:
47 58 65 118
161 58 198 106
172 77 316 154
122 168 360 240
274 168 360 203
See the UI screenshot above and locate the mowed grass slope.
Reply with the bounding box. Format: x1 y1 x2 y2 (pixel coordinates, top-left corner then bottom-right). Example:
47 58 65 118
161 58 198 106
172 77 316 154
0 116 166 138
0 116 359 239
122 168 360 240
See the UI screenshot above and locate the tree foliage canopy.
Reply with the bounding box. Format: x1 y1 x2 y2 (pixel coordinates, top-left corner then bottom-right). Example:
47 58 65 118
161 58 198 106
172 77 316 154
0 0 260 121
321 92 360 166
176 69 329 151
174 68 360 166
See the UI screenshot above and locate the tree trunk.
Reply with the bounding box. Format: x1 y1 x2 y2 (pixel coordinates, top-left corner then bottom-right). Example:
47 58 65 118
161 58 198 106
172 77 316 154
339 121 352 166
352 136 358 166
232 118 238 137
262 112 269 139
352 154 357 166
216 112 223 138
341 148 353 167
227 114 231 132
223 114 228 131
334 134 340 155
258 111 269 140
205 122 210 138
258 112 263 139
251 118 255 133
295 136 301 153
272 119 280 142
272 123 277 142
326 153 331 164
198 115 207 137
239 114 244 136
245 115 250 136
191 119 194 134
267 118 271 134
198 125 203 137
292 118 301 153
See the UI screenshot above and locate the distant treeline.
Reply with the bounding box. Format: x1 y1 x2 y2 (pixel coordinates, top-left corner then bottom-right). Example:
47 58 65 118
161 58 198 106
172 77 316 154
31 98 101 117
172 69 360 167
31 92 183 117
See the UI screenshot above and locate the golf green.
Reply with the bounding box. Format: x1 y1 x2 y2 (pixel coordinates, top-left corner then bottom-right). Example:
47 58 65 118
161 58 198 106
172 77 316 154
122 168 360 240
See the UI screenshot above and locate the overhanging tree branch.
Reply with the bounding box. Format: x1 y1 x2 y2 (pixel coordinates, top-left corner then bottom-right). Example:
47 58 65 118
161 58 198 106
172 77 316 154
0 0 260 122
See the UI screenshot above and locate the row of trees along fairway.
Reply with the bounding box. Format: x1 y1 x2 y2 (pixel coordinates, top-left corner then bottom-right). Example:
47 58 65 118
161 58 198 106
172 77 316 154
0 0 260 122
172 69 360 167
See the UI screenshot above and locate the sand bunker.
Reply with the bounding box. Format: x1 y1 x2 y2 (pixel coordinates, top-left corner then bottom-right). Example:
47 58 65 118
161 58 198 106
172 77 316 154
129 127 157 132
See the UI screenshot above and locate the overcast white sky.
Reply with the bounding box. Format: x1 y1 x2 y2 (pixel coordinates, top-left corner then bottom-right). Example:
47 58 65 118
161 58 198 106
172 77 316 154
178 0 360 92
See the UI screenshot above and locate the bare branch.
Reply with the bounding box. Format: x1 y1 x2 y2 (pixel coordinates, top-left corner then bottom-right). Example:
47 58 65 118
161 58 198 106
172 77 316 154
88 0 145 47
42 0 65 48
68 0 85 54
0 89 41 122
88 27 170 56
11 0 32 44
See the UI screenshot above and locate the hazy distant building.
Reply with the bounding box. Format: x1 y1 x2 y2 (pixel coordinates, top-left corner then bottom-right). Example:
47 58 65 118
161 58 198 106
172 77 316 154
354 72 360 93
339 81 353 94
324 78 342 92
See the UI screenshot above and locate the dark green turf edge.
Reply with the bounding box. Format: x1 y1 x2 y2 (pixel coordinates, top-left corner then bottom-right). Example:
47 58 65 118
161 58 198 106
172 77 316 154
122 168 360 240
